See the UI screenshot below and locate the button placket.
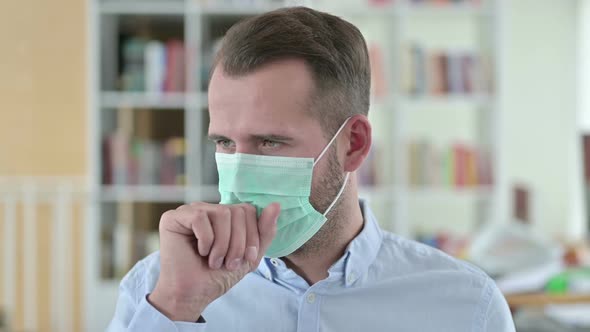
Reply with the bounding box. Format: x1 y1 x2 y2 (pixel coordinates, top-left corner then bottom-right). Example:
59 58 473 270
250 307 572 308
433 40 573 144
297 289 322 332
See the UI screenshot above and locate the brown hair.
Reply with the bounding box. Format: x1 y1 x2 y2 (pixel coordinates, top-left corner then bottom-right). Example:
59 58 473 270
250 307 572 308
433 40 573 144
212 6 371 136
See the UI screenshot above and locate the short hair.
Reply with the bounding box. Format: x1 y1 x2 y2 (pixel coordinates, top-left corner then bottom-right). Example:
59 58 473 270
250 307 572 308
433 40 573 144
212 6 371 137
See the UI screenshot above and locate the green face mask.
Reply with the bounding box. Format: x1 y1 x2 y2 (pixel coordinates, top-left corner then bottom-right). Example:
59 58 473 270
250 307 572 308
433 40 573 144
215 118 351 258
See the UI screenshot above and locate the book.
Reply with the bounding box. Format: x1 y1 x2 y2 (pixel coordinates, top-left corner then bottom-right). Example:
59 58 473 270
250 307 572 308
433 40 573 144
121 37 147 91
102 136 113 185
461 54 475 94
513 184 530 223
161 137 186 185
164 40 186 92
447 51 464 94
114 202 134 278
407 142 420 187
138 141 160 185
429 52 445 95
411 44 427 95
369 43 388 101
144 40 166 93
102 134 186 186
404 43 486 97
466 148 479 187
453 143 467 188
110 131 129 185
407 140 492 189
401 43 415 95
120 37 186 93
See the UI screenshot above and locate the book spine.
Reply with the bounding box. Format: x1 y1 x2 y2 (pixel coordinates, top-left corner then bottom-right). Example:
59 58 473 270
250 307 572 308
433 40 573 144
102 136 113 185
164 40 186 92
454 143 467 188
448 52 463 94
145 41 166 93
369 43 387 100
414 45 427 95
466 147 478 187
440 53 449 94
122 38 146 91
112 132 129 186
408 141 419 187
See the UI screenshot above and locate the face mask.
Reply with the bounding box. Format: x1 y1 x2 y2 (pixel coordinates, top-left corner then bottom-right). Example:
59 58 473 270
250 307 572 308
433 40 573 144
215 118 351 258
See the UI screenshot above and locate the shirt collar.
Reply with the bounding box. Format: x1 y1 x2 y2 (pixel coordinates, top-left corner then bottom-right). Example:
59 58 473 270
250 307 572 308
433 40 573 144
256 199 383 288
342 199 383 286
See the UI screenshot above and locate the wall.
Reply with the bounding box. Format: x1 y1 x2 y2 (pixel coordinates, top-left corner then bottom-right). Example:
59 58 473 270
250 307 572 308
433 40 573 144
501 0 586 239
0 0 86 175
0 0 87 331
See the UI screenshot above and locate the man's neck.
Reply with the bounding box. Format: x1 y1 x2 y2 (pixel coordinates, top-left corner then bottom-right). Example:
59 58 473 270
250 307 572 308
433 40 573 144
283 194 364 285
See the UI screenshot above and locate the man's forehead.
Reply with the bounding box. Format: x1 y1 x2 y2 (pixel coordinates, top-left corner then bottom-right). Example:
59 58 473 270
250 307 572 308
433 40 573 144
209 59 314 99
209 64 316 116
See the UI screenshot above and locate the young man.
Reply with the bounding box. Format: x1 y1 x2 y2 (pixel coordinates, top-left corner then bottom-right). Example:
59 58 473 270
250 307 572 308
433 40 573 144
108 7 514 331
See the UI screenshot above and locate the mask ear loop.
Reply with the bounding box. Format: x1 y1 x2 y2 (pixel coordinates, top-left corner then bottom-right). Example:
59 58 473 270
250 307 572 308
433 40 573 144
311 117 352 216
313 117 352 167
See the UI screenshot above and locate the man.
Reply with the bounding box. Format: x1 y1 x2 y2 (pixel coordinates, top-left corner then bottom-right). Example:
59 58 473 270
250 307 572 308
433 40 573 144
108 6 514 332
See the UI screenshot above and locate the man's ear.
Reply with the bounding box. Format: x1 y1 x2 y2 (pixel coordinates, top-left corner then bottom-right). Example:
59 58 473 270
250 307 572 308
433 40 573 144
342 115 372 172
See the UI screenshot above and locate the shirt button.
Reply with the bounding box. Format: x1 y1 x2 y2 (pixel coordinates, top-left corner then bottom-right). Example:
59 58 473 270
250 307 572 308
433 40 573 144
347 273 356 284
270 258 279 266
306 292 316 304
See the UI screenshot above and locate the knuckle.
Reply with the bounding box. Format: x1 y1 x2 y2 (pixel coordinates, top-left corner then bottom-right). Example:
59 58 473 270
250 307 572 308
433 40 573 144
217 206 231 218
234 206 246 219
193 209 206 222
158 210 176 230
160 210 175 223
243 204 256 215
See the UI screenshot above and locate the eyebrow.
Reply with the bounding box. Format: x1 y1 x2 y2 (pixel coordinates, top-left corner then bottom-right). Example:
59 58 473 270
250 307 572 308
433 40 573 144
207 134 294 142
251 134 293 142
207 134 230 142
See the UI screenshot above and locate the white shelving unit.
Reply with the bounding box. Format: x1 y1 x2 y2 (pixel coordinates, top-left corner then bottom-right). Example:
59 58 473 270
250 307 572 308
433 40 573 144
86 1 504 330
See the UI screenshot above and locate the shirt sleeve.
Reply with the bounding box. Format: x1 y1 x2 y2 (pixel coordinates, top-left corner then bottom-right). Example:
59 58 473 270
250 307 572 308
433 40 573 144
482 279 516 332
106 259 208 332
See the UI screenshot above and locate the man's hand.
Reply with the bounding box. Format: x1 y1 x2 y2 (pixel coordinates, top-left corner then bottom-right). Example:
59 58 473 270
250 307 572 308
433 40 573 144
148 202 281 322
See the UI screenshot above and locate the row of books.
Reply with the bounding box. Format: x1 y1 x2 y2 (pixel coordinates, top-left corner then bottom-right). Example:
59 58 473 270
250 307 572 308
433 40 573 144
407 140 493 188
102 133 186 186
120 37 186 92
410 0 480 4
402 43 492 96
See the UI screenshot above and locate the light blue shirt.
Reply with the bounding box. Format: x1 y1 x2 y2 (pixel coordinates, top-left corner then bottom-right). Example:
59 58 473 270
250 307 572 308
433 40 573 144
108 200 515 331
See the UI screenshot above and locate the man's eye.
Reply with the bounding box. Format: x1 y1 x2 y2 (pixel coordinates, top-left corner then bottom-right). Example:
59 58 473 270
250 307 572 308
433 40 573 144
217 139 234 148
262 140 280 148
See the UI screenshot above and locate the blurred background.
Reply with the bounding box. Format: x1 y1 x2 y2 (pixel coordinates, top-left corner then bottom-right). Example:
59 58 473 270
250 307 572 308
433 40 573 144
1 0 590 331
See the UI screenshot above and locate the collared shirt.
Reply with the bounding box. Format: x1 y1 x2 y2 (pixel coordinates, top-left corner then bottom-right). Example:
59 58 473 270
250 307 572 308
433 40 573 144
107 200 515 332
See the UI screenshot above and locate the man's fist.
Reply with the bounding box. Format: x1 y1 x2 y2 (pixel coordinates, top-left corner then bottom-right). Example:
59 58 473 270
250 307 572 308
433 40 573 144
148 202 281 322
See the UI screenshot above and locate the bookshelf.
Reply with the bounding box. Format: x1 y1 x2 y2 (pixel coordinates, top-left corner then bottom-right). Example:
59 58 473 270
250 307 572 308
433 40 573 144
86 0 503 330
